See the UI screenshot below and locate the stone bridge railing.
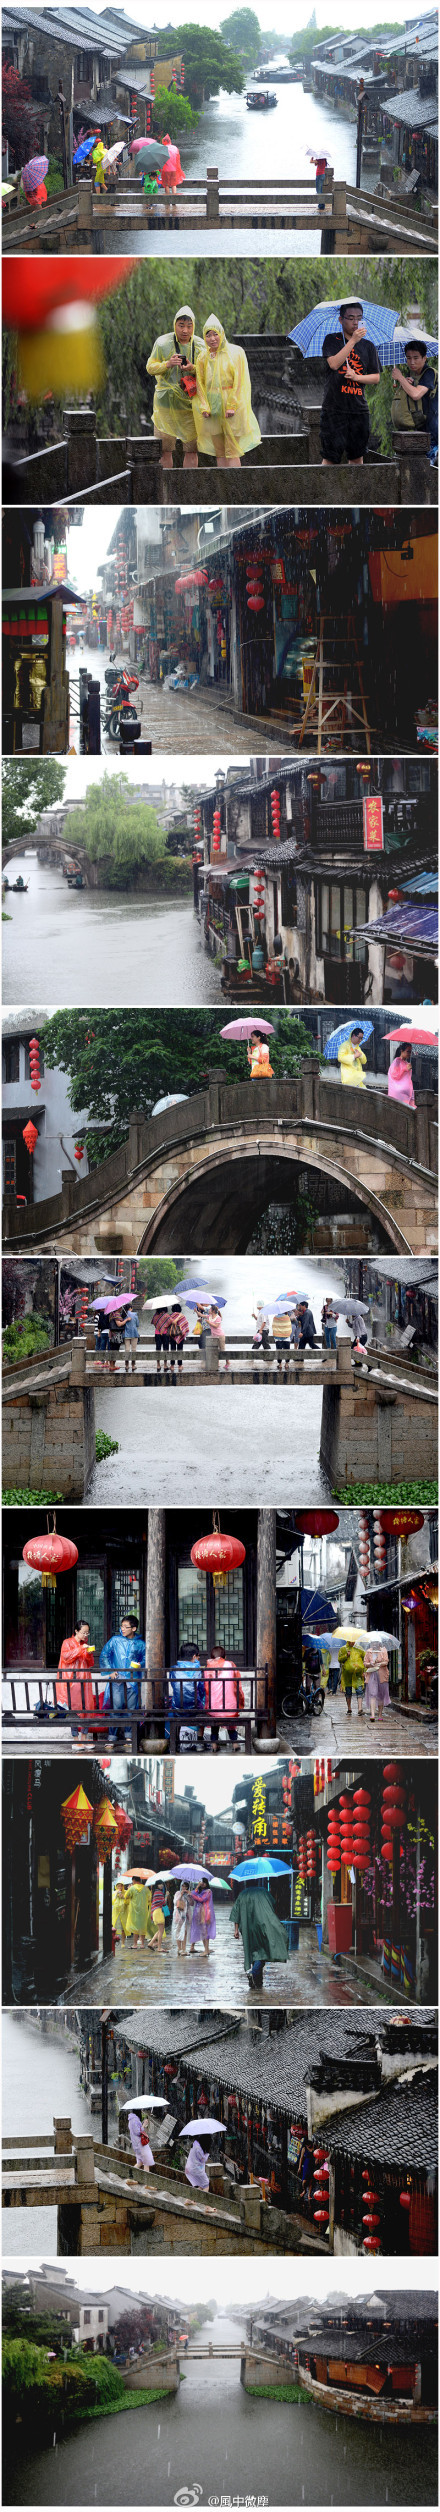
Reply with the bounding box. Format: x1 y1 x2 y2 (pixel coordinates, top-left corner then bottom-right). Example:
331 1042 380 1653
3 1070 437 1255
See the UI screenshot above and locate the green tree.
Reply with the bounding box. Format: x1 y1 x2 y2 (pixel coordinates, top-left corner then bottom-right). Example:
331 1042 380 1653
289 23 404 66
67 774 167 882
2 758 66 854
42 1009 321 1166
220 9 261 67
152 85 198 140
171 24 244 105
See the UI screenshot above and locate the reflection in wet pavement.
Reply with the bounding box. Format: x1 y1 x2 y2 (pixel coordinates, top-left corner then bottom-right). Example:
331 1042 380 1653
62 1902 397 2011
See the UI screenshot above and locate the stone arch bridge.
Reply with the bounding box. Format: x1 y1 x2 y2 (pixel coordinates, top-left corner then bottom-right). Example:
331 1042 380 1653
4 1072 437 1260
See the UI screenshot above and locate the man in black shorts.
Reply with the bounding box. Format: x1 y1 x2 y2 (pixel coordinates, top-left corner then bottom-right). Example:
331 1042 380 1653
320 299 381 465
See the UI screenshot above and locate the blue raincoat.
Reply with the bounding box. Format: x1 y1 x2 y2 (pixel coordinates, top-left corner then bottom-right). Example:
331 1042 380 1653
100 1629 146 1713
165 1653 205 1739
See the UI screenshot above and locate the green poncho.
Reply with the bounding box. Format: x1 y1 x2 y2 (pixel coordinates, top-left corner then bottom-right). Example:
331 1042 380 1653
229 1886 288 1967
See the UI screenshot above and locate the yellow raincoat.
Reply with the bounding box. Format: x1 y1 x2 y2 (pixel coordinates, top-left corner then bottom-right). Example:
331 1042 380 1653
146 305 203 447
92 141 106 192
338 1041 367 1087
194 315 261 459
125 1882 152 1938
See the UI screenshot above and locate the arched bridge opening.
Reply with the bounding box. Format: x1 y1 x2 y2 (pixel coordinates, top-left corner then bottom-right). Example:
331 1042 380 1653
139 1145 409 1257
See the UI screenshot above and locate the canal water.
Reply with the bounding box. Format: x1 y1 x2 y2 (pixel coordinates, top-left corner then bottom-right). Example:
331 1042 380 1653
2 854 220 1008
2 2011 93 2255
4 2305 437 2506
126 82 378 256
91 1384 332 1506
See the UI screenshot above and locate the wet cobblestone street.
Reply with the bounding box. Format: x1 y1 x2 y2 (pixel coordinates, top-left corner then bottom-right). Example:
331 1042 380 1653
62 1902 403 2012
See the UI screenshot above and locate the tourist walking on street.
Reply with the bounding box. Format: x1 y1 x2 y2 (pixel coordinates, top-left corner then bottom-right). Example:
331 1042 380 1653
207 1303 230 1368
247 1029 274 1078
172 1880 191 1955
322 1298 338 1348
338 1637 366 1718
127 2111 155 2172
230 1884 288 1989
153 1302 172 1376
273 1309 293 1373
364 1640 391 1723
187 1881 216 1959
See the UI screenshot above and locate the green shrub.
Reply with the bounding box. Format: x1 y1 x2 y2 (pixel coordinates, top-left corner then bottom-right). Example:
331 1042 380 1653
2 1485 64 1505
96 1430 119 1462
332 1479 438 1504
3 1314 51 1363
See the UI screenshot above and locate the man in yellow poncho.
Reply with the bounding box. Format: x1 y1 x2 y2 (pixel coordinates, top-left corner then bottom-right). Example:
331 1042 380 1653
338 1025 367 1087
194 315 261 467
146 304 202 470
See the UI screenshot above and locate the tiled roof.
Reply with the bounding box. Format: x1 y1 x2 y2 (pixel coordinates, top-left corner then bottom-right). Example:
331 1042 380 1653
116 2009 437 2124
382 83 438 130
325 2068 438 2170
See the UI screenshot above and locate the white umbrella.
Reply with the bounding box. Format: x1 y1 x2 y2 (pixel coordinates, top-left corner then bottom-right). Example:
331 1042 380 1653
101 140 125 167
179 2120 227 2138
119 2095 168 2112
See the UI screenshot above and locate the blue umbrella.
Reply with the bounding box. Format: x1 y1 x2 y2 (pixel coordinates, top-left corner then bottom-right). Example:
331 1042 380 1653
174 1278 225 1299
272 1294 298 1314
288 299 438 370
73 134 97 165
324 1020 373 1060
232 1857 292 1880
183 1293 227 1310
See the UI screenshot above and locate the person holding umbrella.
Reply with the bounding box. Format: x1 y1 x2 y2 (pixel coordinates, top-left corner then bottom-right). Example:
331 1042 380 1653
147 305 203 471
187 1879 216 1960
387 1041 416 1108
320 300 381 466
247 1028 274 1079
230 1863 289 1990
338 1024 368 1085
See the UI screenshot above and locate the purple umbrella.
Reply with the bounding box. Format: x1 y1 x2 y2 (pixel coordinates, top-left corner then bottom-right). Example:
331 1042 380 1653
22 156 49 193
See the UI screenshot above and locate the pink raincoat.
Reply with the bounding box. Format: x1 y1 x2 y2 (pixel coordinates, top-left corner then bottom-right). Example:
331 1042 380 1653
205 1657 242 1719
387 1055 415 1108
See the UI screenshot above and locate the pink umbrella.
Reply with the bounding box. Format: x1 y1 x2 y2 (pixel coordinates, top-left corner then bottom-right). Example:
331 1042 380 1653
22 155 49 193
220 1018 275 1040
90 1293 136 1314
384 1027 438 1047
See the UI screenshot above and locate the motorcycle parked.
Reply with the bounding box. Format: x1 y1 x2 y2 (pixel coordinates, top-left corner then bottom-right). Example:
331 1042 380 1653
102 667 140 742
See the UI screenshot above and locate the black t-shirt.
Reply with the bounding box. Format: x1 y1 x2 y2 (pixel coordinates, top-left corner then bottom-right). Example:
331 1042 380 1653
322 331 381 407
405 361 437 430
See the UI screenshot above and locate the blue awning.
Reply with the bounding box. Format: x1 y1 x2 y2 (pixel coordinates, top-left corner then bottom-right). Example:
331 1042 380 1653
302 1587 338 1632
401 871 438 899
351 903 438 950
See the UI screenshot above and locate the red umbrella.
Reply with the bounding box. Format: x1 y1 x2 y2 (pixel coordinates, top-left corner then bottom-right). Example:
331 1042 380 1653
384 1027 438 1047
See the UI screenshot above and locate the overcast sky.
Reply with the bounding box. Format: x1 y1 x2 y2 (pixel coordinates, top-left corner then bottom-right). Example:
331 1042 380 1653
5 2257 436 2302
44 754 256 799
34 3 409 29
108 1751 311 1811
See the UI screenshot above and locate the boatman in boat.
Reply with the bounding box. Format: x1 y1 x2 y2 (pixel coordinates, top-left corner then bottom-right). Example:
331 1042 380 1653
320 299 381 465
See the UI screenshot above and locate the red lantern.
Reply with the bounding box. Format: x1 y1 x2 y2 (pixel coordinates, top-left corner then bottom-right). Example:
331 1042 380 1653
247 595 265 611
294 1511 339 1535
313 2208 329 2224
378 1509 424 1538
212 809 221 856
28 1035 41 1094
363 2237 381 2253
23 1529 78 1589
190 1533 246 1573
22 1121 38 1156
74 1143 84 1162
399 2191 411 2210
353 1789 371 1809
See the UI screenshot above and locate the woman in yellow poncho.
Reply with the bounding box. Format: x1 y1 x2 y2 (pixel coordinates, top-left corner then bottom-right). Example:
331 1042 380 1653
338 1026 367 1087
112 1880 129 1939
194 315 261 467
146 304 203 470
92 140 107 194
